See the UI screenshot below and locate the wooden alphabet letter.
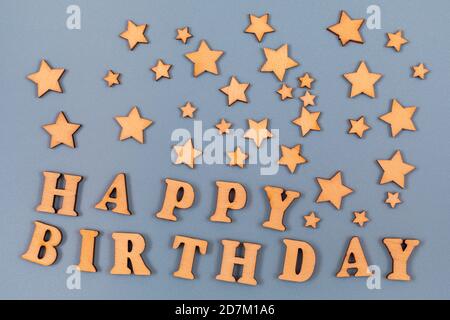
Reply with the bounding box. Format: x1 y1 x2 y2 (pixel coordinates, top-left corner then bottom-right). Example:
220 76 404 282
36 171 83 216
95 173 131 215
172 235 208 280
77 229 99 272
383 238 420 281
336 236 371 278
210 181 247 223
22 221 62 266
278 239 316 282
262 186 300 231
156 178 195 221
110 232 151 276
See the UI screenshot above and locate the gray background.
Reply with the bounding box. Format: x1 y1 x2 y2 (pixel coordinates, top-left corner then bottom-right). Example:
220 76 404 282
1 0 449 299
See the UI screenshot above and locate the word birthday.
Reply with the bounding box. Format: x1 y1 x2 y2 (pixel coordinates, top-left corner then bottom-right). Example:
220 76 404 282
22 171 421 285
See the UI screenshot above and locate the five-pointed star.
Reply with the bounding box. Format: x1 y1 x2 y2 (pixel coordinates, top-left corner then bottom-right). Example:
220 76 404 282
327 10 364 46
304 212 321 229
300 90 316 107
185 40 224 77
219 76 250 106
260 44 299 81
316 171 353 210
298 73 315 89
385 192 402 208
120 20 149 50
344 61 382 98
176 27 192 44
377 150 415 188
412 63 429 79
348 116 370 138
244 118 273 148
277 83 293 100
27 60 65 98
42 112 81 148
115 106 153 144
173 139 202 169
215 118 232 134
353 211 369 227
180 102 197 118
244 13 275 42
379 99 416 137
151 59 172 80
278 144 307 173
386 30 408 52
103 70 120 87
292 107 321 136
228 147 248 168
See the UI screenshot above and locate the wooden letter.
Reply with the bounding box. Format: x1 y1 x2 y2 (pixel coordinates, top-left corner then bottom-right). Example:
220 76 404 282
336 236 371 278
77 229 99 272
172 235 208 280
110 232 151 276
36 171 82 216
156 178 195 221
22 221 62 266
210 181 247 223
95 173 131 215
262 186 300 231
216 239 261 286
383 238 420 281
279 239 316 282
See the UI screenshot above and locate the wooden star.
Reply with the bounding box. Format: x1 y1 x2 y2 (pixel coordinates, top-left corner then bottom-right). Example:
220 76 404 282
115 106 153 144
348 116 370 138
292 107 321 136
173 139 202 169
103 70 120 87
244 13 275 42
180 102 197 118
219 76 250 106
377 150 415 188
327 10 364 46
379 99 416 137
316 171 353 210
151 59 172 80
260 44 299 81
344 61 382 98
244 118 273 148
353 211 369 227
300 90 316 107
304 212 321 229
278 144 307 173
412 63 429 79
298 73 315 89
119 20 148 50
215 118 232 134
228 147 248 168
27 60 65 98
386 30 408 52
42 112 81 148
185 40 224 77
385 192 402 208
176 27 192 44
276 83 293 100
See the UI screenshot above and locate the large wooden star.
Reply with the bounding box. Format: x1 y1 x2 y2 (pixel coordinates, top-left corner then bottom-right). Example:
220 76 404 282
244 13 275 42
120 20 148 50
185 40 224 77
260 44 298 81
278 144 307 173
244 118 273 148
115 106 153 144
379 99 416 137
377 150 415 188
316 171 353 210
220 76 250 106
343 61 382 98
327 10 364 46
42 112 81 148
292 107 321 136
173 139 202 168
27 60 65 98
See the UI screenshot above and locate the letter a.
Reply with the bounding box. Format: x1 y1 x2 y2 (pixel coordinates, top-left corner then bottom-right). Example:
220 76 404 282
95 173 131 215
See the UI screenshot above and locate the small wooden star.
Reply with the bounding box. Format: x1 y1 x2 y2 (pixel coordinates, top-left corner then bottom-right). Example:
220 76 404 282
386 30 408 52
244 13 275 42
278 144 307 173
244 118 273 148
292 107 321 136
327 10 364 46
27 60 65 98
173 139 202 169
42 112 81 148
377 150 415 188
151 59 172 80
219 76 250 106
379 99 416 137
215 119 232 135
304 212 321 229
348 116 370 138
344 61 382 98
260 44 299 81
353 211 369 227
300 90 316 107
180 102 197 118
227 147 248 168
298 73 315 89
316 171 353 210
103 70 120 87
185 40 224 77
175 27 192 44
412 63 429 79
385 192 402 208
115 106 153 144
276 83 293 100
119 20 148 50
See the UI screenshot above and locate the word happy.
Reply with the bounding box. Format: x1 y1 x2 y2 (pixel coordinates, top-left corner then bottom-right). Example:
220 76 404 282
22 171 420 285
